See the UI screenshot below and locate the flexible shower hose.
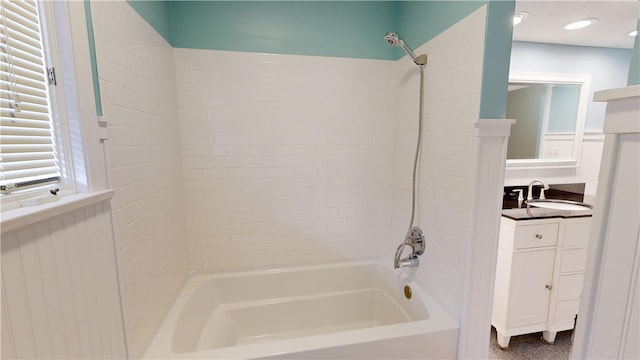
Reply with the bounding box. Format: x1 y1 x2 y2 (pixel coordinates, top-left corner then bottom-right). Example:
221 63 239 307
394 64 425 264
407 64 425 234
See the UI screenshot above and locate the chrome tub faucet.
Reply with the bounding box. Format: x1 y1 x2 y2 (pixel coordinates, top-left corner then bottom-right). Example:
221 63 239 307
394 226 426 269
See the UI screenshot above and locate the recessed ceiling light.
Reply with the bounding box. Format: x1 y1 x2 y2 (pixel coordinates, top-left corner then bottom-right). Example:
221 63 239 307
513 11 529 26
630 30 638 37
564 18 598 30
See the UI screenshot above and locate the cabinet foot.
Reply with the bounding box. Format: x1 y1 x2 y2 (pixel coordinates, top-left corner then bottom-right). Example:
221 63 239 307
496 332 511 350
542 330 557 345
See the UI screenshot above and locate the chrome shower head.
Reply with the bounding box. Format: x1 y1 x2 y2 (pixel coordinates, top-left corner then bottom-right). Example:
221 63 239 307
384 32 427 66
384 32 400 46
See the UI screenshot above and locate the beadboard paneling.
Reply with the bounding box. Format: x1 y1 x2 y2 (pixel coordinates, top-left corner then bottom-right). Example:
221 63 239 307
1 200 127 359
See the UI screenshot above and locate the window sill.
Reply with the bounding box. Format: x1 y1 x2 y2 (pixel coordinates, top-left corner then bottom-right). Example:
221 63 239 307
1 189 114 234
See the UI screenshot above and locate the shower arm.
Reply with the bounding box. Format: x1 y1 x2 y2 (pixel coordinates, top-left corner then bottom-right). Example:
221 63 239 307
385 32 427 66
398 41 427 66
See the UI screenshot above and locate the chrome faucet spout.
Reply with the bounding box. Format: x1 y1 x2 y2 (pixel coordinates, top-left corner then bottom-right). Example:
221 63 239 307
393 241 408 269
527 179 549 201
398 253 420 268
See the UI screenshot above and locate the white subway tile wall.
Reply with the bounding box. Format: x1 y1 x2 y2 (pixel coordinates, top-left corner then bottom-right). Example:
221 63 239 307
91 2 190 358
175 49 396 271
392 7 487 319
92 0 487 353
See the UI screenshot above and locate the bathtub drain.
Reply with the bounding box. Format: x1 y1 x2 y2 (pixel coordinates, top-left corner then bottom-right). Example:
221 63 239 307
404 285 412 299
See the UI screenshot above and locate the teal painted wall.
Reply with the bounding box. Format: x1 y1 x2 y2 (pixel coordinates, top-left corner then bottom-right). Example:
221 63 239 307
127 0 172 43
125 0 502 62
169 1 397 60
628 20 640 86
124 0 514 119
548 85 581 133
479 1 515 119
396 1 485 54
510 42 632 130
397 0 514 119
84 0 102 116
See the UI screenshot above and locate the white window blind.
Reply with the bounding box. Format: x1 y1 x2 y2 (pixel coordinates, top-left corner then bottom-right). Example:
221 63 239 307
1 0 60 195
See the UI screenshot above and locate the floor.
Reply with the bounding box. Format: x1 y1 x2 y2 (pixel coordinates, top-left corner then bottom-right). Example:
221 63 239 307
488 327 573 360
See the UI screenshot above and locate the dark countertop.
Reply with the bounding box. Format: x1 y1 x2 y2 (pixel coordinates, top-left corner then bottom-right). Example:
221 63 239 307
502 183 593 221
501 206 593 221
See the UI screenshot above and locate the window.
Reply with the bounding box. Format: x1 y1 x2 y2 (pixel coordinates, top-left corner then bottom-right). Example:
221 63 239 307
1 0 71 201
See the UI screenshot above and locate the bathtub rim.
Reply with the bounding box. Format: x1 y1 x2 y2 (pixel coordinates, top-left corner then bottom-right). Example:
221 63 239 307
143 259 459 359
184 258 403 281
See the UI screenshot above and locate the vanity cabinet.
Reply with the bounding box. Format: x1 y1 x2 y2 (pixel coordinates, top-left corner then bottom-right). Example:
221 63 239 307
492 216 591 349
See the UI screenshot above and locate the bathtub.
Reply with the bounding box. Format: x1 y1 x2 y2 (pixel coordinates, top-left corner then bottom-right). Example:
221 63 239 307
144 261 459 359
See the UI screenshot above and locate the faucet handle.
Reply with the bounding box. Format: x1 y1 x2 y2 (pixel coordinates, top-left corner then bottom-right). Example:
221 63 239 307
406 226 426 255
511 189 524 201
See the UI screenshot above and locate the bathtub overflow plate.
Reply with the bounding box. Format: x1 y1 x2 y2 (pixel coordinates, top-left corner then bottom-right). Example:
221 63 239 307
403 285 412 299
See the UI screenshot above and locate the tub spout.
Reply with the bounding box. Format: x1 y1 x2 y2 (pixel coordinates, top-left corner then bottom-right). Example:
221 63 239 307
397 253 420 268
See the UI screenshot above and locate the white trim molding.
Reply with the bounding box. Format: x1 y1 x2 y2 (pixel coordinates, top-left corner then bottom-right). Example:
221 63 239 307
572 85 640 360
458 118 514 359
1 190 114 234
506 72 591 170
583 131 605 142
595 85 640 135
475 118 516 137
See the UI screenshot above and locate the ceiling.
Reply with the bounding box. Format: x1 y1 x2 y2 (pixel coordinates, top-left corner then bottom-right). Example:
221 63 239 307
512 0 639 49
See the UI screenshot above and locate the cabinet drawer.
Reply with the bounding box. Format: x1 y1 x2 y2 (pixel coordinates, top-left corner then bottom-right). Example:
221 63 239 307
554 299 580 324
556 273 584 300
515 223 559 249
562 219 592 247
560 248 588 273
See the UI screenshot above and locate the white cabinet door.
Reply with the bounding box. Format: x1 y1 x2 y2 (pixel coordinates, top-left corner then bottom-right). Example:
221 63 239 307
507 249 556 327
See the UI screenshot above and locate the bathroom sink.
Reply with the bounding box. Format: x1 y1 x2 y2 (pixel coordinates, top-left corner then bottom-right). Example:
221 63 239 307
526 199 593 211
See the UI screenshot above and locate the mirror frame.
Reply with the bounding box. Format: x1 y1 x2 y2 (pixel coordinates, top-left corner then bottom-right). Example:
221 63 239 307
506 71 591 169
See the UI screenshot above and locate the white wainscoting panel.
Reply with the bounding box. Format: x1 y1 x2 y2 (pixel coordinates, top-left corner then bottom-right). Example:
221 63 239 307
572 86 640 359
458 119 514 359
1 200 127 359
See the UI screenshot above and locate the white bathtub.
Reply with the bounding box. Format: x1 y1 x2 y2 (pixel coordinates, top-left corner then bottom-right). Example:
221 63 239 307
144 261 459 359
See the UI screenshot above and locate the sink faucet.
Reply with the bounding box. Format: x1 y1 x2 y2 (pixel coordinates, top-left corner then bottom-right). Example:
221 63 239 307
394 226 426 269
527 179 549 200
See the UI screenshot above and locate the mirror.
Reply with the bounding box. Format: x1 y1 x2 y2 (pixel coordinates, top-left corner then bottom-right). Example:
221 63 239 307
506 72 590 168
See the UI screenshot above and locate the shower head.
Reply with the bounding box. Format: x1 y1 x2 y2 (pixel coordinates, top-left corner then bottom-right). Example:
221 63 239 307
384 32 400 46
384 32 427 66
